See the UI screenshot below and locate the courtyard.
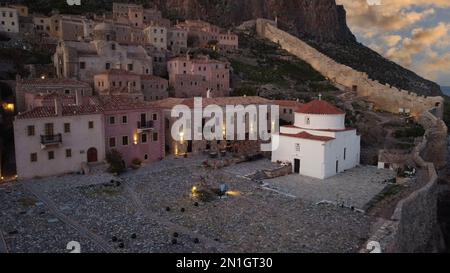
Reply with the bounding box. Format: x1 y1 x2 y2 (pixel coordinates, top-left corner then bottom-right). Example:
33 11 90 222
0 156 388 253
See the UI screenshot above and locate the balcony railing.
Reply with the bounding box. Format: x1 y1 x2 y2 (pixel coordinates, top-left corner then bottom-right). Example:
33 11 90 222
137 121 154 130
40 134 62 145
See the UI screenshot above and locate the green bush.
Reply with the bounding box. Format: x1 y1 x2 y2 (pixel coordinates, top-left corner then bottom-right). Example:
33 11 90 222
106 150 126 174
394 124 425 139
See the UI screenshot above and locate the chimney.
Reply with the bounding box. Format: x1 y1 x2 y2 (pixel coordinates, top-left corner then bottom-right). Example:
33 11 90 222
206 89 211 99
54 98 63 116
75 89 81 105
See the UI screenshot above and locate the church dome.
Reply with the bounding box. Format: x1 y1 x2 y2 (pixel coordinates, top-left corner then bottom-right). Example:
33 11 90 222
294 100 346 130
296 100 344 115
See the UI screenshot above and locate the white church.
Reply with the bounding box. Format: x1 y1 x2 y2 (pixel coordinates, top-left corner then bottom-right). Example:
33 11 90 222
272 99 360 179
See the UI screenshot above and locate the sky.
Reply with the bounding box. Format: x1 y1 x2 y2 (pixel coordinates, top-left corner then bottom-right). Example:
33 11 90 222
337 0 450 87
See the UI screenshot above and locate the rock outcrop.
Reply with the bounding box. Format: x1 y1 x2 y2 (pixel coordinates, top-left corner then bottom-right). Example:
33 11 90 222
156 0 355 43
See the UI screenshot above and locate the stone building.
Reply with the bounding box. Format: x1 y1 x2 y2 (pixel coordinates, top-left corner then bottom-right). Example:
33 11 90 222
176 20 238 50
112 2 144 28
141 74 168 101
15 78 93 113
94 69 144 100
0 6 19 33
54 30 153 83
167 55 230 98
167 27 188 53
272 99 360 179
150 96 272 156
144 24 167 51
274 100 303 124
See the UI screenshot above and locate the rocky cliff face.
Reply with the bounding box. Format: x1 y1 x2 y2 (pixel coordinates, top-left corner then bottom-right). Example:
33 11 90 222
155 0 356 43
154 0 441 96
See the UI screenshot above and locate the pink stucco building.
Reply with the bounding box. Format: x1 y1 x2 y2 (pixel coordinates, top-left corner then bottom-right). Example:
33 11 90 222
100 96 165 167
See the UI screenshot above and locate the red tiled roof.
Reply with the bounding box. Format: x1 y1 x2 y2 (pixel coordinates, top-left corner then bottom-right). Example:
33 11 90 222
150 96 271 109
296 100 344 115
16 103 101 119
282 124 356 132
19 78 90 87
140 74 167 81
273 100 303 108
279 132 335 142
95 69 139 76
98 95 159 111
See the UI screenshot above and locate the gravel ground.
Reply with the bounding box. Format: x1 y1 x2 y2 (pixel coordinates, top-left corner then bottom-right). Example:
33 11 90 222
0 157 378 253
0 184 104 253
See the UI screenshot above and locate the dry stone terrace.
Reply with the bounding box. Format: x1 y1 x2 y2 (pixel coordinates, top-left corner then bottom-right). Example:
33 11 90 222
0 156 378 253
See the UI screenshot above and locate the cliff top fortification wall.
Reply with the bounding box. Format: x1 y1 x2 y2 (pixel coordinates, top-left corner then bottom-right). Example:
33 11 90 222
256 19 444 119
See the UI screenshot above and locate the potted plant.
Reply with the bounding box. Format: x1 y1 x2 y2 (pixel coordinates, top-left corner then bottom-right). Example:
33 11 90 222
131 158 142 170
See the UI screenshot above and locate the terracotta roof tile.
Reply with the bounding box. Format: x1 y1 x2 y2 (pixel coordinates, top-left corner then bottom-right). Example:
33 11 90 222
296 100 344 115
19 78 90 87
282 125 355 132
150 96 271 109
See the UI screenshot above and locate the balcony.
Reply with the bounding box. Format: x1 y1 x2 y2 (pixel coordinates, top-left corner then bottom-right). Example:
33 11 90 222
40 134 62 148
137 121 154 133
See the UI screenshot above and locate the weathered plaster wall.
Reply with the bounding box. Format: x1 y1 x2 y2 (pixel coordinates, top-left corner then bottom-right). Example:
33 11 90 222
256 19 444 119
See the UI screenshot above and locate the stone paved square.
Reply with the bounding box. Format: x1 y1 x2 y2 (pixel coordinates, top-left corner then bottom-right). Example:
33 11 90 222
262 165 396 209
0 157 381 253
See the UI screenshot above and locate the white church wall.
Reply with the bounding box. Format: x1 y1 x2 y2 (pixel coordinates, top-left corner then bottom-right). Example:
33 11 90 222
323 131 360 178
294 113 345 130
272 134 326 179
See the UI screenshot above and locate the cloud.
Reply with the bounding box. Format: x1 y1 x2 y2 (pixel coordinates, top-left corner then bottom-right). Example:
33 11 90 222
337 0 450 84
386 23 450 66
383 35 402 47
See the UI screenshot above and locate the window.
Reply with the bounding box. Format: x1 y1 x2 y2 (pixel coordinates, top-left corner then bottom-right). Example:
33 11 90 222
109 116 116 125
127 64 133 71
144 154 149 160
105 63 111 70
306 117 311 125
27 125 35 136
295 144 301 153
66 149 72 158
283 109 287 114
344 148 347 160
109 137 116 148
152 113 158 121
64 123 71 133
88 121 94 129
122 115 128 124
122 136 129 146
152 132 158 142
30 153 37 162
111 44 116 50
64 89 70 95
48 151 55 160
141 133 148 143
79 62 86 69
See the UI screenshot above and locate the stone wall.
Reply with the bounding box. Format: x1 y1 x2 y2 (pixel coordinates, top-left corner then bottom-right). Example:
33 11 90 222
362 110 446 253
255 19 444 119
